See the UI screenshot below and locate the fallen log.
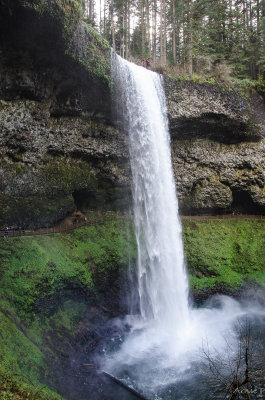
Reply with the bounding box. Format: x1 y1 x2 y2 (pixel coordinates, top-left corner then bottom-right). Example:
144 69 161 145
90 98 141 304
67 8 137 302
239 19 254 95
81 363 96 369
102 370 149 400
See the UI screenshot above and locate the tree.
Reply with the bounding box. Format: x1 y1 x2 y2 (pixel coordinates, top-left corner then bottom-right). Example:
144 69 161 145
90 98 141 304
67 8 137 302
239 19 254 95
201 319 265 400
87 0 265 81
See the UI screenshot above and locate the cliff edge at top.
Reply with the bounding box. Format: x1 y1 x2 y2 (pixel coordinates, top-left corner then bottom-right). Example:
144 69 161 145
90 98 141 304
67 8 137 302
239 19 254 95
0 0 131 229
0 0 265 228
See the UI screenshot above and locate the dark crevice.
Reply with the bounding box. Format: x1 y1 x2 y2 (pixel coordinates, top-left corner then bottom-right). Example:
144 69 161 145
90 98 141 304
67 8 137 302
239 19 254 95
231 189 264 214
72 186 132 212
170 113 261 144
72 189 98 212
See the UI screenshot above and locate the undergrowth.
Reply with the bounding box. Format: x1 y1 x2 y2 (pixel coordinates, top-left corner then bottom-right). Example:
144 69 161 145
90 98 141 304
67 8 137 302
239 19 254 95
0 216 135 399
0 216 264 398
182 218 265 292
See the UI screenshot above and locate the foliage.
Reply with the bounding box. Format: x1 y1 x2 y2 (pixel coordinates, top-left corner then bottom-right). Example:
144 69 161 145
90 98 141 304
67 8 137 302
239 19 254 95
0 215 136 399
182 218 265 292
0 218 135 319
90 0 265 82
0 373 49 400
21 0 110 85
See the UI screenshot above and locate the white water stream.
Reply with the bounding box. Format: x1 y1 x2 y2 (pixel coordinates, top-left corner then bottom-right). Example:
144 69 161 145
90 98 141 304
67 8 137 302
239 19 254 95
103 53 265 399
111 52 189 329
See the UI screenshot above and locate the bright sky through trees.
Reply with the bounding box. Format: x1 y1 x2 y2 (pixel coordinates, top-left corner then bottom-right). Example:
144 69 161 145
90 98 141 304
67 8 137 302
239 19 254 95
83 0 265 80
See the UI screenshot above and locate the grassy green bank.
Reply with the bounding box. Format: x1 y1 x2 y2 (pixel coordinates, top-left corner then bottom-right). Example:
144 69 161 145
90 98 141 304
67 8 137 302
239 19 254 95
0 216 264 399
0 217 135 400
182 218 265 293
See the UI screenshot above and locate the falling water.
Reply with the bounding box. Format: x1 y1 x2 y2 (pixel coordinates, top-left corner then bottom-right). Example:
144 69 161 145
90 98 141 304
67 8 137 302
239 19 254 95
111 52 189 329
105 53 265 399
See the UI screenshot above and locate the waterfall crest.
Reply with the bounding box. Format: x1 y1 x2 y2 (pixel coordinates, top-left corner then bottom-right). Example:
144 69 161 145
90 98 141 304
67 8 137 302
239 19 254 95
111 52 189 328
105 52 265 400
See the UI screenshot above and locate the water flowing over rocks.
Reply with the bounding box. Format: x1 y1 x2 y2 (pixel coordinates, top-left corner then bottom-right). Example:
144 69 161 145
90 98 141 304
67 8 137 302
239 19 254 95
0 0 265 228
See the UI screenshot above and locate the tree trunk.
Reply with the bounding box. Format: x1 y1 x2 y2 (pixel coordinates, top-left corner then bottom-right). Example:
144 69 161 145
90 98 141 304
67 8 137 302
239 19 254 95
110 0 115 52
152 0 157 63
187 0 193 75
172 0 176 64
160 0 163 64
163 0 167 65
99 0 102 33
122 14 125 58
146 0 151 57
141 0 146 56
89 0 94 21
103 0 106 36
126 1 131 59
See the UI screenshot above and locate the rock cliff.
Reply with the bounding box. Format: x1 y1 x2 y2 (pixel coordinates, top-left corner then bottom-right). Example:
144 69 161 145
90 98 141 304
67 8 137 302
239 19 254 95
165 79 265 215
0 0 130 228
0 0 264 228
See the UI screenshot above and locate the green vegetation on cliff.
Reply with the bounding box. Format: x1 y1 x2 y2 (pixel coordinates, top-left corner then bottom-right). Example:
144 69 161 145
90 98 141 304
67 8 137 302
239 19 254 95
183 218 265 293
0 216 135 399
30 0 111 85
0 216 264 398
1 0 110 86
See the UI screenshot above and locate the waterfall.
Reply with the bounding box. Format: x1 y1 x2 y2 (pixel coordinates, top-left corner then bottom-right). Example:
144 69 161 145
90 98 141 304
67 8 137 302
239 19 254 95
111 52 189 329
105 53 264 400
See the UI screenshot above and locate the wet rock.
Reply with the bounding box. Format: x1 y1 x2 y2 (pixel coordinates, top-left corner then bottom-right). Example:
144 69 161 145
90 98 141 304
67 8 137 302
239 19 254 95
172 139 265 214
165 78 265 143
0 0 265 226
0 0 130 228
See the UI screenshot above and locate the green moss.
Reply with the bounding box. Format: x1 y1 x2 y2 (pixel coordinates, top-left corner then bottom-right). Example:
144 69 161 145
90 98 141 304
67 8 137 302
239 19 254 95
0 158 101 228
22 0 110 85
165 73 261 116
1 215 264 397
0 193 75 229
65 24 110 85
0 372 61 400
39 158 96 195
182 218 265 292
0 306 65 399
0 217 135 319
0 214 135 399
169 72 263 94
30 0 83 31
172 74 218 85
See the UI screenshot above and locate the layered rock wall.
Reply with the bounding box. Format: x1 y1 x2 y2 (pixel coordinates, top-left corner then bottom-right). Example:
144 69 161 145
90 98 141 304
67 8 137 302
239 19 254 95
0 0 130 228
165 79 265 215
0 0 265 228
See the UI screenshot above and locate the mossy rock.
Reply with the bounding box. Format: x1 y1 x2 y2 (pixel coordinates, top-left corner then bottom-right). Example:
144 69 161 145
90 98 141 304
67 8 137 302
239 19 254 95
0 158 105 228
0 215 136 398
182 218 265 293
19 0 110 85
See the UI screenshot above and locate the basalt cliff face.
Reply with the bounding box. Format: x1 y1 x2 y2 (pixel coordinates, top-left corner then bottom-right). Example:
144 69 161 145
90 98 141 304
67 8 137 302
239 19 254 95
165 79 265 215
0 0 130 228
0 0 265 228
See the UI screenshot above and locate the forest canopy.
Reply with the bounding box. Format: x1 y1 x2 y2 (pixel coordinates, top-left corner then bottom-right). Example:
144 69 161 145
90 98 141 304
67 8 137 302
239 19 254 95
81 0 265 81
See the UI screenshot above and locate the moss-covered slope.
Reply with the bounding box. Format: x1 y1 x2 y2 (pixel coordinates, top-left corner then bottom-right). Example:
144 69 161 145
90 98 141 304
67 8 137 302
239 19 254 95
0 216 135 399
0 217 264 398
1 223 263 391
183 218 265 294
